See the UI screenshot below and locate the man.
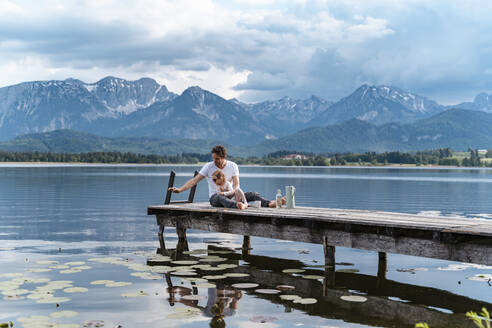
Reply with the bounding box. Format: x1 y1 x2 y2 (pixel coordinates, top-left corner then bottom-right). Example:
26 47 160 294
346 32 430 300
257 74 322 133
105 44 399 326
168 145 280 209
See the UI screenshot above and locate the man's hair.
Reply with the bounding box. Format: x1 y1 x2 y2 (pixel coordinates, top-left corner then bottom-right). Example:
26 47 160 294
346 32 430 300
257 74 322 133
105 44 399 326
211 145 227 158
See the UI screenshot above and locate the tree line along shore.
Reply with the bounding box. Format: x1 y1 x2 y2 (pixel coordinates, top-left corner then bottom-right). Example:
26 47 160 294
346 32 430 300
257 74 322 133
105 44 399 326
1 148 492 167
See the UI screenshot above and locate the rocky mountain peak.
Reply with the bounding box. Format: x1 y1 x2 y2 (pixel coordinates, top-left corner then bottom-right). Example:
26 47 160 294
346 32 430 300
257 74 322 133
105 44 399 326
474 92 492 107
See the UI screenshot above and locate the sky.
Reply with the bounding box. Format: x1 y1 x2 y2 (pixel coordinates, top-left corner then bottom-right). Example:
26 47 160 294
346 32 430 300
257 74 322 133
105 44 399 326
0 0 491 104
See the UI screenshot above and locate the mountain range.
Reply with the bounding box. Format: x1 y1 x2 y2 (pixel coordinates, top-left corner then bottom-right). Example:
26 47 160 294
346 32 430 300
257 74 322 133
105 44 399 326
1 76 492 153
2 108 492 156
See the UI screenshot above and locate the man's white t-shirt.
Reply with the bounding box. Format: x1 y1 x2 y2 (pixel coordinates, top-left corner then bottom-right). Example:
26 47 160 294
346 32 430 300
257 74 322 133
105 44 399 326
199 160 239 198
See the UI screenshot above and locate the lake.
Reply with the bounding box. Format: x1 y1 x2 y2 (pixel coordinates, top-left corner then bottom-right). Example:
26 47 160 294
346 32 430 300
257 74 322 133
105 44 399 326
0 164 491 328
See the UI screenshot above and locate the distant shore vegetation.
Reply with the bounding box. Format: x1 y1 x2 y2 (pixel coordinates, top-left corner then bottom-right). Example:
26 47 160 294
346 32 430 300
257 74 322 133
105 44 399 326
1 148 492 167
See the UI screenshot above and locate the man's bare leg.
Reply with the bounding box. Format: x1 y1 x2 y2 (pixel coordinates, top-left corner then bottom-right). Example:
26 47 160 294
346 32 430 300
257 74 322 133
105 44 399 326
237 202 248 210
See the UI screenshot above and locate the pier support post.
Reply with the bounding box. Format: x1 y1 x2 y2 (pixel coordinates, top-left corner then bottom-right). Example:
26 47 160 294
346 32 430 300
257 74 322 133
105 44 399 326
377 252 387 281
242 236 251 257
158 225 166 250
176 225 189 254
323 236 336 293
323 236 336 267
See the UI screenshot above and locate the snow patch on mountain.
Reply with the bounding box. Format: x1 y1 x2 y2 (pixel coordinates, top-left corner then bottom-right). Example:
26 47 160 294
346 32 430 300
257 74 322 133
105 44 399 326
192 105 219 120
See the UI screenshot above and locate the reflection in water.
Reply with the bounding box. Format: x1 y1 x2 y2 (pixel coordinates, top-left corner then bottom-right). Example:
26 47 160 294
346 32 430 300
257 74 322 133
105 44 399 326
153 239 491 328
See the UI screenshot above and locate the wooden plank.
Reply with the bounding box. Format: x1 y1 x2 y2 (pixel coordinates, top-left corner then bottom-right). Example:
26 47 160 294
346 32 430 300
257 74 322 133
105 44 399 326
148 203 492 264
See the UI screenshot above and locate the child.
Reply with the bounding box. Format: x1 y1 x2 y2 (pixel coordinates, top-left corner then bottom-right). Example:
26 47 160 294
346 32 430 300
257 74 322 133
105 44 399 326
212 170 248 210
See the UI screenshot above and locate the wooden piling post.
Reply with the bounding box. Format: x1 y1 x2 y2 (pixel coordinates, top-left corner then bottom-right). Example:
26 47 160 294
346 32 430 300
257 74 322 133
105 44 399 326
242 235 251 257
377 252 387 280
323 236 335 267
176 225 189 253
158 225 166 250
323 236 336 293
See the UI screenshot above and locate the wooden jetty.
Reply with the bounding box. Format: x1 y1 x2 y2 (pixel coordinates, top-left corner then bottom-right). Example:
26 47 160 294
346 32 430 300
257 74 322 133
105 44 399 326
147 202 492 266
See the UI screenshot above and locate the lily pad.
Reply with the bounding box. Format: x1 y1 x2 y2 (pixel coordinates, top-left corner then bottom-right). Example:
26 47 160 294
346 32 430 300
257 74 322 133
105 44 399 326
255 289 281 295
276 285 295 291
3 295 25 301
50 311 79 318
126 263 150 272
88 257 124 264
50 265 70 269
28 268 52 273
60 269 82 274
232 283 259 289
340 295 367 302
217 264 238 269
282 269 305 274
105 281 132 287
224 273 250 278
36 296 71 303
202 275 227 280
199 266 225 272
438 264 469 271
37 260 59 265
90 280 114 285
183 249 207 255
2 288 30 296
171 260 199 265
83 320 105 327
293 298 317 304
64 287 89 293
17 315 53 325
147 255 171 263
199 257 226 263
337 269 359 273
27 292 54 300
196 283 216 288
173 266 196 272
121 291 148 297
182 277 208 283
280 294 302 300
191 264 212 270
468 274 492 281
0 273 23 278
302 275 325 280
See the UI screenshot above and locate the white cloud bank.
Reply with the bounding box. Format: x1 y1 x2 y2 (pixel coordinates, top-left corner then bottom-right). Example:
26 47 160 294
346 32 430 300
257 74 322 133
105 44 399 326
0 0 491 104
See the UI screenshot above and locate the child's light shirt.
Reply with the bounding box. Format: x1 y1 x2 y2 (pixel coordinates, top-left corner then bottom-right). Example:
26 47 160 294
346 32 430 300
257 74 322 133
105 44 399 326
217 181 234 197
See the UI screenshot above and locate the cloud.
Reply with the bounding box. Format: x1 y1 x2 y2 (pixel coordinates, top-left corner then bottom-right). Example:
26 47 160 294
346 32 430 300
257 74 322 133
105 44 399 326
0 0 492 104
234 71 289 91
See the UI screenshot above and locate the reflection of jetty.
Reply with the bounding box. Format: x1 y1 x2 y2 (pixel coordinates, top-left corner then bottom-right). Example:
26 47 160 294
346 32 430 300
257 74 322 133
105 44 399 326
154 245 490 328
147 202 492 265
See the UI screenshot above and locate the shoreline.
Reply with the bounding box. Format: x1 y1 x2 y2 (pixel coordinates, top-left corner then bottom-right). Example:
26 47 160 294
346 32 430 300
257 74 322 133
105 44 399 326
0 161 485 169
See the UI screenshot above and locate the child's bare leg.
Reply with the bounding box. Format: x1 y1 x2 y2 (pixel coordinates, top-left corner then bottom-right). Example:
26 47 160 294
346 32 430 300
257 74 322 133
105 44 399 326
234 188 247 206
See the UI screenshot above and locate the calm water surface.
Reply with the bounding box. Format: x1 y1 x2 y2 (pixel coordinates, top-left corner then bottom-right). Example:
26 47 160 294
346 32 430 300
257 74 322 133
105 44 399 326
0 164 491 328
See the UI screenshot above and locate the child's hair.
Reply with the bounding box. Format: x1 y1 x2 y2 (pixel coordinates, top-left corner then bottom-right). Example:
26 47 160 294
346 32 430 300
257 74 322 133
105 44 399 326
212 170 225 184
